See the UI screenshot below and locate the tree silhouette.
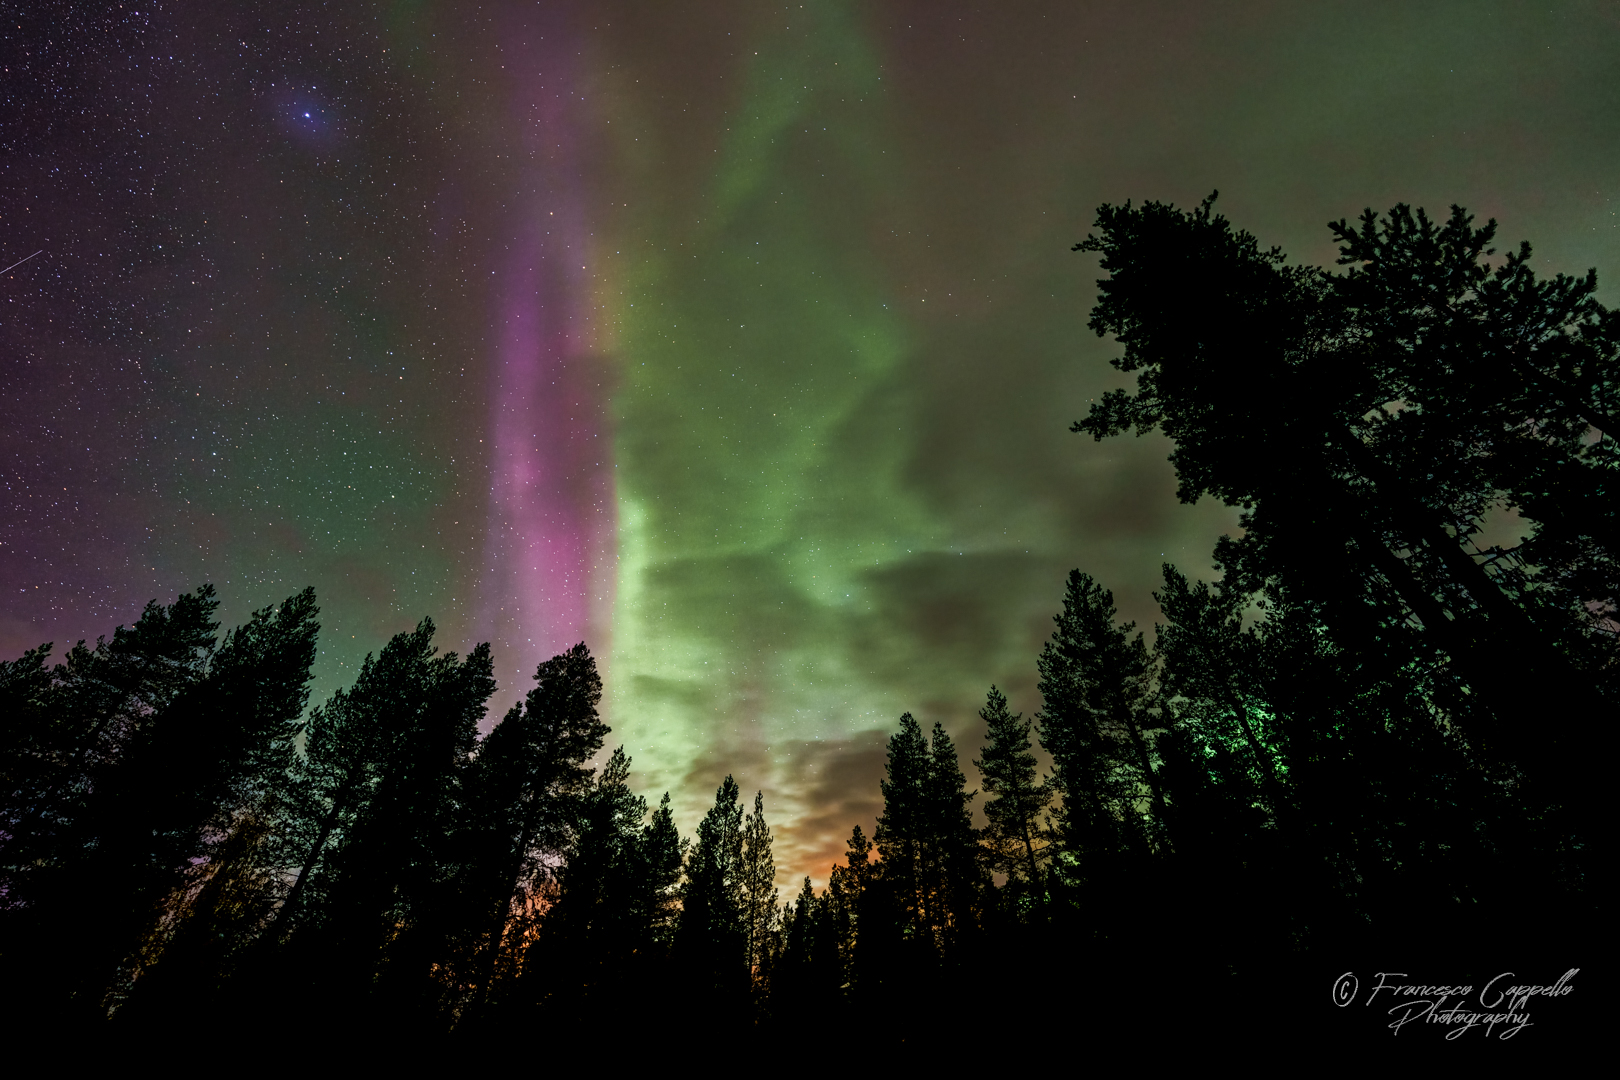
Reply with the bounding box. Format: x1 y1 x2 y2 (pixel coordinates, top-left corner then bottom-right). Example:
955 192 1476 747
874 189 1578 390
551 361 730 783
454 642 607 1002
767 876 842 1038
1036 571 1167 867
874 714 981 960
641 791 687 949
514 747 650 1013
740 789 779 989
827 823 872 992
973 686 1054 894
0 587 317 1027
1072 193 1613 826
2 587 221 892
673 775 748 1011
262 620 448 946
277 618 493 1025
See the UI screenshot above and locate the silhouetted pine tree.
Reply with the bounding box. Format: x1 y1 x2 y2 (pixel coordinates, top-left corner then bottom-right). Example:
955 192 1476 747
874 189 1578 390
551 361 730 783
925 720 984 945
767 877 842 1037
453 642 607 1004
465 760 682 1039
775 877 820 985
0 587 317 1029
1072 193 1613 836
973 686 1054 900
513 747 653 1018
642 791 687 950
873 714 982 964
260 621 449 946
741 789 779 986
873 714 932 945
0 644 57 826
1036 571 1168 870
279 619 493 1026
1 588 220 895
827 823 872 992
1150 545 1554 960
673 775 748 1015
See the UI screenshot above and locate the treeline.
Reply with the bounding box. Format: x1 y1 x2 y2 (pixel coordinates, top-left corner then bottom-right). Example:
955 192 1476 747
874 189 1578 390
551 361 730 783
1 198 1610 1045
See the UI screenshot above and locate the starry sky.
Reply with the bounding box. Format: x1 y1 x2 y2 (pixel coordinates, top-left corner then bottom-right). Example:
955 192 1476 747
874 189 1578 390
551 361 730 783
4 0 1617 887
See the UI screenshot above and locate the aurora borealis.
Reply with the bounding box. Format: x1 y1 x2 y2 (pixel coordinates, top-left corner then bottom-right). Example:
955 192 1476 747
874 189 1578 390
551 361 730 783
4 1 1617 886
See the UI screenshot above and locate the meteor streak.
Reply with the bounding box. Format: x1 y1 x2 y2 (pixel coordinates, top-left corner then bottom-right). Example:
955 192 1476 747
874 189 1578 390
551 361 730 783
1 249 42 275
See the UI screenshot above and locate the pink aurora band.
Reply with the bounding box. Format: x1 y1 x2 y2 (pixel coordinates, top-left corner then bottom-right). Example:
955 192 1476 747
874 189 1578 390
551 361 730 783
479 9 613 700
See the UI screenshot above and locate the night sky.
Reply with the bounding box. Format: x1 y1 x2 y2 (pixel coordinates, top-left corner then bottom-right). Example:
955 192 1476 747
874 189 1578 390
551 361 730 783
4 0 1617 886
